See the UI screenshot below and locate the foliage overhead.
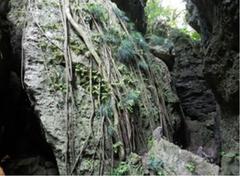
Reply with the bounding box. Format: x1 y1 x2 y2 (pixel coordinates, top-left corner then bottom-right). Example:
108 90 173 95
145 0 201 41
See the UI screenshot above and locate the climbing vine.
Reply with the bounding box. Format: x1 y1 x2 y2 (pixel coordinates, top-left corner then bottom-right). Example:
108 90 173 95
30 0 175 174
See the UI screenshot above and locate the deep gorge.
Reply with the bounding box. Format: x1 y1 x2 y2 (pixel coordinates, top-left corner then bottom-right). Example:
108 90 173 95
0 0 238 175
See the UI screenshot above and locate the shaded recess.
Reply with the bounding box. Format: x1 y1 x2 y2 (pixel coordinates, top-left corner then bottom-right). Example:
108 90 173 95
0 2 59 174
111 0 147 33
187 0 239 113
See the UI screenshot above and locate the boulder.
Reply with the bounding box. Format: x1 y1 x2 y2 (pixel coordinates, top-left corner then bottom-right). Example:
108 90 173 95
150 45 175 70
146 139 219 175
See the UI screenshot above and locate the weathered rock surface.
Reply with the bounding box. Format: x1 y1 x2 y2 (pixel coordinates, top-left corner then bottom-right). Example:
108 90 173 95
183 0 239 174
21 0 95 174
187 0 239 113
173 37 216 121
150 45 175 70
146 139 219 175
2 0 238 175
0 1 59 174
171 34 221 164
16 0 179 174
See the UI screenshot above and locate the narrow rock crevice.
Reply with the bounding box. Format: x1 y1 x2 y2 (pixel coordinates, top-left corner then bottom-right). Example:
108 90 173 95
111 0 147 33
171 35 222 164
0 3 58 174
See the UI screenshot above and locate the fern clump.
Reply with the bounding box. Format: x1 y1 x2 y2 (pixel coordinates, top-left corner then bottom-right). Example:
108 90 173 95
102 27 122 45
112 7 130 22
147 156 164 175
84 3 109 24
112 162 129 176
98 99 113 118
130 32 149 51
75 64 110 101
120 90 141 112
146 34 166 46
138 60 149 74
117 39 136 65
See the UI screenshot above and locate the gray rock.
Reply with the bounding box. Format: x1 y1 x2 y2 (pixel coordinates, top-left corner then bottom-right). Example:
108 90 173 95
150 45 175 70
148 139 219 175
15 0 179 174
185 0 239 173
152 126 163 142
187 0 239 112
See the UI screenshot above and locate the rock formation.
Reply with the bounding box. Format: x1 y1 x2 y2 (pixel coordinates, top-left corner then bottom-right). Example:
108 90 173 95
0 0 238 175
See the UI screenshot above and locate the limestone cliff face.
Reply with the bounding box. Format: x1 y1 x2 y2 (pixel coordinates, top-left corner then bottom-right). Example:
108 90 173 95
0 0 238 175
8 0 178 174
187 0 239 113
0 2 59 174
183 0 239 174
171 35 221 164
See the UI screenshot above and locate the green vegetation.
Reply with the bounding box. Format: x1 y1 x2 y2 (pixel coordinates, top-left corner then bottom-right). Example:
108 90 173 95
145 0 174 28
145 0 201 41
83 3 109 24
112 153 143 176
147 137 155 149
130 32 149 51
113 141 123 154
38 40 48 51
221 151 239 158
116 32 148 67
70 39 87 56
98 99 113 118
48 69 66 92
113 7 130 22
112 162 129 176
101 27 122 46
185 161 196 174
180 28 201 41
38 39 64 65
117 39 136 65
146 34 166 46
147 155 165 175
51 48 64 64
75 63 110 102
120 90 141 112
44 23 60 30
38 0 179 174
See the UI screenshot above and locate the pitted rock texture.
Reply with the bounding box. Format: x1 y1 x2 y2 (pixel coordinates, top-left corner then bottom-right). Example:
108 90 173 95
19 0 179 174
186 0 239 174
22 1 95 174
0 2 59 174
172 37 217 121
146 139 219 175
171 35 221 164
187 0 239 113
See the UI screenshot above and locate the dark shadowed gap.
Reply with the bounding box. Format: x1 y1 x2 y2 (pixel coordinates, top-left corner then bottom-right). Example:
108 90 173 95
0 3 59 174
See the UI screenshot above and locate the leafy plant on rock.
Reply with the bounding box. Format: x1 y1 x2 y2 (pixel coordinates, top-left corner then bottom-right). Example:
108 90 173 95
147 155 165 175
117 39 137 65
120 90 141 112
185 161 196 174
112 162 129 176
83 3 109 25
130 32 149 52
